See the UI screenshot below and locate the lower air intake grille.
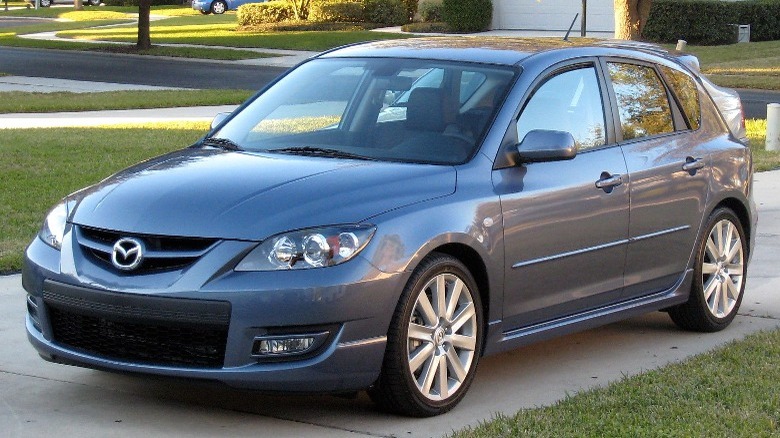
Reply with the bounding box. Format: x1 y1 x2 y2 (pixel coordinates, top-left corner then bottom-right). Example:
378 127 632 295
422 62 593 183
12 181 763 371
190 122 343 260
43 282 231 369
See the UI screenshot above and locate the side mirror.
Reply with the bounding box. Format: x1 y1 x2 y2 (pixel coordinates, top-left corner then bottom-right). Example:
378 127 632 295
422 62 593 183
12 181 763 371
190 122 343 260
517 130 577 163
210 112 230 130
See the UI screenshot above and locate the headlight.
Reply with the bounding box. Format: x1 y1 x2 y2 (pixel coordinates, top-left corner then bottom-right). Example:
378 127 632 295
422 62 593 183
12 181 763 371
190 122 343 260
39 199 73 250
235 225 376 271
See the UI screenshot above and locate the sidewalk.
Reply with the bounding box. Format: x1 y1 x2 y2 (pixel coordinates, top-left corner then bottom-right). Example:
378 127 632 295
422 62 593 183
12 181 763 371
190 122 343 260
0 104 238 128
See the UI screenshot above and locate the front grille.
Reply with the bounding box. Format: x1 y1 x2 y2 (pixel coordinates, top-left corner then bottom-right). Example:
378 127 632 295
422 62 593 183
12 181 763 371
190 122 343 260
43 282 231 369
76 226 218 274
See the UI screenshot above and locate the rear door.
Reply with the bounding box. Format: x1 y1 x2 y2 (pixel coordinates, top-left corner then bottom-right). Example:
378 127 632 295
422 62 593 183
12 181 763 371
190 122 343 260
603 60 711 299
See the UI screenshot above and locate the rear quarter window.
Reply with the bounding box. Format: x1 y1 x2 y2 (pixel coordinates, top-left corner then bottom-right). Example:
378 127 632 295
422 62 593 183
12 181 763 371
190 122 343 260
607 62 674 141
660 66 701 131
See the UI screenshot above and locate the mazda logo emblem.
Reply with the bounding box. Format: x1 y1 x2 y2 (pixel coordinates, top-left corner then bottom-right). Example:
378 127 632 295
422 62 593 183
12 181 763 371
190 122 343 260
111 237 145 271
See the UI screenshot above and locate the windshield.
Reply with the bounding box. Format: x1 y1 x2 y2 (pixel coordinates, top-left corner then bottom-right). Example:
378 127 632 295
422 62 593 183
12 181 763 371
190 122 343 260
212 58 516 165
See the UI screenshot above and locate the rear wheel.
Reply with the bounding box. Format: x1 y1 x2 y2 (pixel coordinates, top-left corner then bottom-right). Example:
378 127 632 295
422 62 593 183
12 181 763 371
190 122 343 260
669 208 746 332
210 0 227 14
370 253 483 417
87 0 100 5
39 0 51 7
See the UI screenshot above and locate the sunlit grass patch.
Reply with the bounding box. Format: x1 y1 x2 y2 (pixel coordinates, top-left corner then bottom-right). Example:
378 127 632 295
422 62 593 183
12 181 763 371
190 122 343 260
58 10 132 21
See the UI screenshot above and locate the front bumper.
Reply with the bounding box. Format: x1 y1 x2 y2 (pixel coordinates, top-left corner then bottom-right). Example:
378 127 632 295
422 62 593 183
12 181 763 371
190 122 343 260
23 234 404 392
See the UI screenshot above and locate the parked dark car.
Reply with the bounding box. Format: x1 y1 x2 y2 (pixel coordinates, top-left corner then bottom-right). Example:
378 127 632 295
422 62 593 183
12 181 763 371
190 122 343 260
29 0 101 7
24 38 756 417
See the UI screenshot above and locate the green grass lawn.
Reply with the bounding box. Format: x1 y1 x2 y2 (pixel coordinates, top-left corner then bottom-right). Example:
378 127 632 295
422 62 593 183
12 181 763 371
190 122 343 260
0 90 253 113
452 328 780 437
682 40 780 91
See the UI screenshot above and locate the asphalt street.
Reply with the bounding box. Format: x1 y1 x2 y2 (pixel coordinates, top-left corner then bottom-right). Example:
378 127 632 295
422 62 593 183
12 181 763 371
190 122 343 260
1 46 778 118
0 46 289 90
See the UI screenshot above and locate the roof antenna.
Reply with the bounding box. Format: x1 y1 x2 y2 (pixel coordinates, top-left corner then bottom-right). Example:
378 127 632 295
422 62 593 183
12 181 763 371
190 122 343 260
564 13 579 41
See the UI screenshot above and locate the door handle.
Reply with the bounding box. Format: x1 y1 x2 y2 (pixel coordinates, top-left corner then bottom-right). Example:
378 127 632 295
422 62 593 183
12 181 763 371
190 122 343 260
682 157 705 174
595 172 623 193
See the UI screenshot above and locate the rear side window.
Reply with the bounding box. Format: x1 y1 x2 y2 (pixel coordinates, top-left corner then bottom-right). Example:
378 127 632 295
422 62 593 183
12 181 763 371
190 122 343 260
661 66 701 130
607 62 674 141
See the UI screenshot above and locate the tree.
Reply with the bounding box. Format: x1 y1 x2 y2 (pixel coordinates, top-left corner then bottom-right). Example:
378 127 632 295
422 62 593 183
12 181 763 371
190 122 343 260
73 0 82 10
137 0 151 50
613 0 652 40
287 0 310 20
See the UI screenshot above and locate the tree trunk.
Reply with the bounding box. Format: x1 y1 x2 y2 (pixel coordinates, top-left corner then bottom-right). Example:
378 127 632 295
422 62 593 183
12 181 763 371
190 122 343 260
73 0 82 10
613 0 652 40
137 0 151 50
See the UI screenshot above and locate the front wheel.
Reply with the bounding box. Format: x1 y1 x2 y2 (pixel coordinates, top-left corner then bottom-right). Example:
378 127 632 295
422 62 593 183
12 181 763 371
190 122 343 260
669 208 747 332
210 0 227 14
370 253 483 417
39 0 51 7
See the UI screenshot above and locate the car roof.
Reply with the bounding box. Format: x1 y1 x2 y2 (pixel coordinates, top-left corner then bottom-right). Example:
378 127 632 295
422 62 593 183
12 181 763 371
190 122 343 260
318 37 688 67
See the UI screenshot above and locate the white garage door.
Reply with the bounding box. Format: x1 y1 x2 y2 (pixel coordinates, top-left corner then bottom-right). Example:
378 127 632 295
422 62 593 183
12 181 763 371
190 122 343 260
492 0 615 33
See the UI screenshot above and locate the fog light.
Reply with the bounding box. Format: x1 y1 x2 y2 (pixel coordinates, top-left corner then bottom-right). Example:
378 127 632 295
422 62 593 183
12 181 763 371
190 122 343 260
251 332 329 359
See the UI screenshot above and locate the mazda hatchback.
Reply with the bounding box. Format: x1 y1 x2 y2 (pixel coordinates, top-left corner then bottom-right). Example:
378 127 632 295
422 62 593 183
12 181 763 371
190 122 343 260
24 38 756 417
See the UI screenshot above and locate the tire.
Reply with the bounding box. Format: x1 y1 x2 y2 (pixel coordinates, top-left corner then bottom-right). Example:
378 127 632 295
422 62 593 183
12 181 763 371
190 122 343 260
370 253 483 417
669 208 747 332
39 0 51 7
210 0 227 14
87 0 100 5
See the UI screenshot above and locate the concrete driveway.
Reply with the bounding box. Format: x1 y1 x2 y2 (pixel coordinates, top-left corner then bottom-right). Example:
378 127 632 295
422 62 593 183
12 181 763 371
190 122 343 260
1 173 778 438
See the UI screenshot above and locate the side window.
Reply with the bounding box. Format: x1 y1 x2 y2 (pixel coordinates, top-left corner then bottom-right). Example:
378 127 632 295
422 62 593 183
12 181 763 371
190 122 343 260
517 66 606 151
661 66 701 130
607 62 674 140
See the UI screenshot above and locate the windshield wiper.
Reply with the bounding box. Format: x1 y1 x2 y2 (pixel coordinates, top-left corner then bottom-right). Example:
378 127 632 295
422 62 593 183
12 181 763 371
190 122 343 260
201 137 243 151
269 146 376 161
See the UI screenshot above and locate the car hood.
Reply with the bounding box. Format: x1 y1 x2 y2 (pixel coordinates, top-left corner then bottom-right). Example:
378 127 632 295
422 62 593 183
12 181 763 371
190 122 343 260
71 148 456 241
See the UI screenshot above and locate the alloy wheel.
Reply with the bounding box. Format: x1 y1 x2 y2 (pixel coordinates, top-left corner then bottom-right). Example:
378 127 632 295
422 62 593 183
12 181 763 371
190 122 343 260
406 272 478 401
701 218 744 318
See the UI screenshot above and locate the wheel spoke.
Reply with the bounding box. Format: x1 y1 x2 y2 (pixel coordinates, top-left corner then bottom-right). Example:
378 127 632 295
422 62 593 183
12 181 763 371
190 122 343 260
420 354 441 395
415 292 438 326
703 275 718 302
702 262 718 275
408 323 434 342
448 333 476 351
450 302 475 333
726 263 743 273
437 354 449 399
408 342 435 373
710 281 722 312
435 275 447 317
445 348 467 382
446 278 464 320
705 234 720 261
725 275 741 301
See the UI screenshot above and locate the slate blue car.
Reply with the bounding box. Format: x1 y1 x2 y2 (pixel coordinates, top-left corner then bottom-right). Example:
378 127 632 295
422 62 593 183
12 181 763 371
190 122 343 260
192 0 263 14
24 38 756 417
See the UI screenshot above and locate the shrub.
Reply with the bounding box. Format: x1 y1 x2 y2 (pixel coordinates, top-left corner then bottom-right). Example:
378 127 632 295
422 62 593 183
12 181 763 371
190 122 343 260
643 0 780 45
442 0 491 33
309 0 365 22
364 0 406 25
237 1 294 25
418 0 442 22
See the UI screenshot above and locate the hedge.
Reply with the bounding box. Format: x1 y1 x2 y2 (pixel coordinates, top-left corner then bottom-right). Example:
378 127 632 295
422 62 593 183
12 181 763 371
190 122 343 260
643 0 780 45
442 0 491 33
364 0 406 25
309 0 365 22
237 1 294 26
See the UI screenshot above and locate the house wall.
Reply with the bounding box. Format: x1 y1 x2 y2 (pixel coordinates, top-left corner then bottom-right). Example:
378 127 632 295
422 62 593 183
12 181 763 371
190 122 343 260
491 0 616 33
